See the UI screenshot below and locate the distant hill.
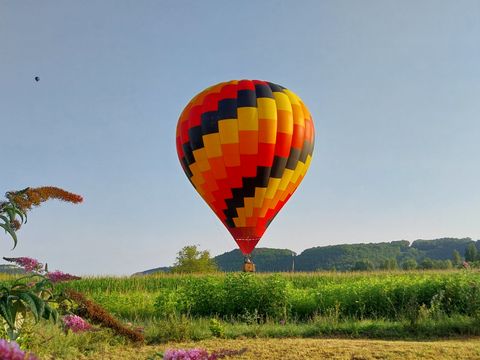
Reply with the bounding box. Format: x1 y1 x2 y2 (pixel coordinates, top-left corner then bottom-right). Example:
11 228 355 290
135 237 480 274
131 266 171 276
0 264 26 275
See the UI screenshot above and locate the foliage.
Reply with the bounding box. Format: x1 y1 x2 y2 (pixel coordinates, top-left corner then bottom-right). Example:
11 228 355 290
352 259 374 271
0 255 85 340
137 238 480 274
209 318 225 338
21 321 127 360
0 275 58 340
210 238 480 273
154 273 290 321
452 250 462 266
171 245 218 274
465 243 479 262
379 258 398 270
48 271 480 324
411 238 475 258
0 186 83 341
149 271 480 323
7 271 480 357
0 189 28 248
401 259 417 270
418 258 452 270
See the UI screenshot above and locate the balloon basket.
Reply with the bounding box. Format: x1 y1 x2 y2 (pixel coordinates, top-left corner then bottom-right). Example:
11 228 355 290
243 256 256 272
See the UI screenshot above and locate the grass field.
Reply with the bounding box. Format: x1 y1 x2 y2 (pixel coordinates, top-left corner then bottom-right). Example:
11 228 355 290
54 338 480 360
3 269 480 359
58 270 480 323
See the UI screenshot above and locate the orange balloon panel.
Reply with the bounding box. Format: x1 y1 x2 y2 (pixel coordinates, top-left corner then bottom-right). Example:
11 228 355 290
176 80 314 255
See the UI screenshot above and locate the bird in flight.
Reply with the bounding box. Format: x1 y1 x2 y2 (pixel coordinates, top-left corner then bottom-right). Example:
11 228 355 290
34 76 40 82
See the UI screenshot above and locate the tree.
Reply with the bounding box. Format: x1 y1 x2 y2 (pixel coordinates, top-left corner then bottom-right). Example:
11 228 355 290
452 250 462 266
352 259 374 271
379 258 398 270
402 259 417 270
171 245 218 273
465 243 478 262
419 257 434 269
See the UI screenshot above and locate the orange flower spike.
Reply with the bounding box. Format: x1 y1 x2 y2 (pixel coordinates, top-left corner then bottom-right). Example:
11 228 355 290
31 187 83 204
9 186 83 211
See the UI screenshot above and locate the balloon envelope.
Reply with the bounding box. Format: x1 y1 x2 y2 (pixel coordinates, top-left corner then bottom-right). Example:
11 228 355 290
176 80 314 255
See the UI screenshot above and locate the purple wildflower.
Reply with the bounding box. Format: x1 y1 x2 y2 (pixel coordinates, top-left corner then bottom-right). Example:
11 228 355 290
46 270 81 283
2 257 43 273
163 348 210 360
0 339 38 360
163 348 247 360
63 315 92 333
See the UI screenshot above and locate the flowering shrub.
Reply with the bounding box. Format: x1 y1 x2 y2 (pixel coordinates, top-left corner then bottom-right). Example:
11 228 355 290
3 257 81 283
0 275 58 340
2 257 43 273
62 315 91 333
46 270 81 283
0 339 38 360
0 186 83 341
0 257 83 340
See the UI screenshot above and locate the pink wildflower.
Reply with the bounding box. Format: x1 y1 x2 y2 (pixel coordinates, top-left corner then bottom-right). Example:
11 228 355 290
163 348 247 360
0 339 38 360
46 270 81 283
63 315 92 333
3 257 43 273
163 348 210 360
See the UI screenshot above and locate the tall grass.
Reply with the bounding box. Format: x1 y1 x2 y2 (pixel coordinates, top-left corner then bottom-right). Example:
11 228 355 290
50 270 480 323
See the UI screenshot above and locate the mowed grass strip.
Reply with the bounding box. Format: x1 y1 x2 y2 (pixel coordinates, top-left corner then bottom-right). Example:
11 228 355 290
84 337 480 360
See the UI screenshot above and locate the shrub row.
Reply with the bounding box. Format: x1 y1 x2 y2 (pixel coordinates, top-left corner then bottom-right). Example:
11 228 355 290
153 272 480 321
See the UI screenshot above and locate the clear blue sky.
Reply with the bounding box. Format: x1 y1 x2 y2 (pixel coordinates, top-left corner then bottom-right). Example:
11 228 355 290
1 1 479 275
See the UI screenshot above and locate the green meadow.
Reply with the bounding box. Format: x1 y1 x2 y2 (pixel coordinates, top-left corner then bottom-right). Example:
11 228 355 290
3 268 480 358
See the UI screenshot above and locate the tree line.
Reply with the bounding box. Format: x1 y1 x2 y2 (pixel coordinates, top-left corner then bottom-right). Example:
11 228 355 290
140 237 480 274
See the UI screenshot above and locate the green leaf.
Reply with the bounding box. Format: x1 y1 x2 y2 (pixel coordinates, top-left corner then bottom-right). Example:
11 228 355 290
5 207 16 222
28 293 45 320
17 292 39 321
0 300 15 329
43 303 58 323
0 223 18 248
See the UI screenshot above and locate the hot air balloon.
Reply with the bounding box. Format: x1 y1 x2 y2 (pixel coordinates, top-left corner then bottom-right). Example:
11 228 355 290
175 80 314 268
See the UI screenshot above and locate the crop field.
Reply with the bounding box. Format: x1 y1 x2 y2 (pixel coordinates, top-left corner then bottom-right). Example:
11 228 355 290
57 270 480 323
6 269 480 359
